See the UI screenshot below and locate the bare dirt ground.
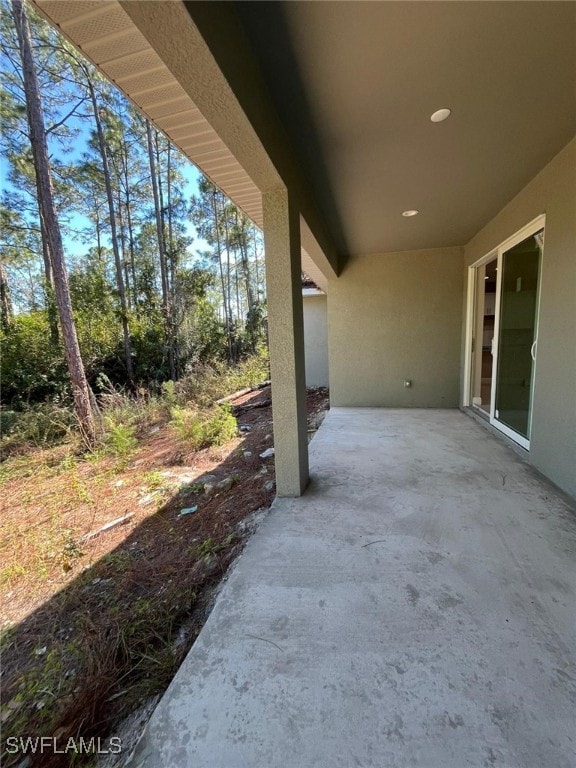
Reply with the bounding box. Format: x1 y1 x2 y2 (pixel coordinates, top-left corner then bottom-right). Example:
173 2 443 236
0 386 329 767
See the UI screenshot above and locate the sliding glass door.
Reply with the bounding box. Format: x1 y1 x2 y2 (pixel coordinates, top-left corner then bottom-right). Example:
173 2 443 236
491 227 543 447
468 216 544 450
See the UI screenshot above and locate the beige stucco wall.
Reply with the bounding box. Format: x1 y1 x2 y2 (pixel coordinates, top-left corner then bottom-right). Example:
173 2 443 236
303 293 329 388
462 137 576 498
328 248 464 407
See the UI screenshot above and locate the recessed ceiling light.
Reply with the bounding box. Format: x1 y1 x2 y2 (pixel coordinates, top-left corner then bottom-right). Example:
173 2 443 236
402 209 419 217
430 108 451 123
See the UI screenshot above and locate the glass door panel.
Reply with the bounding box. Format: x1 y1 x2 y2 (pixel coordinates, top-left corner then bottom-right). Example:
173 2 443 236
471 259 497 414
493 229 542 442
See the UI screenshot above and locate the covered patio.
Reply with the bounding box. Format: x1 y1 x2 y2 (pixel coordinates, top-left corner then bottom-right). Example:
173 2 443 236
32 0 576 501
28 3 575 764
127 409 576 768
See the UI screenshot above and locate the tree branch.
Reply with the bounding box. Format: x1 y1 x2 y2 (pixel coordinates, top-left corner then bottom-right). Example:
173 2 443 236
45 97 88 136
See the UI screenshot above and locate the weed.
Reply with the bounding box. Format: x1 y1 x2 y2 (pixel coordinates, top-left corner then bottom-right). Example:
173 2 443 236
0 403 76 455
7 645 80 736
170 404 237 451
0 563 26 586
0 347 295 768
98 378 165 436
203 405 238 447
60 536 85 573
160 379 178 407
0 623 16 654
179 482 205 495
103 418 138 457
57 453 78 474
70 471 94 505
100 549 135 574
142 470 166 491
7 521 87 582
194 533 236 559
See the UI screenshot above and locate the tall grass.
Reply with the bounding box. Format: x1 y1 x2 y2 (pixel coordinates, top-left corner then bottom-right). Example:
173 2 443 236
176 347 270 407
1 350 269 460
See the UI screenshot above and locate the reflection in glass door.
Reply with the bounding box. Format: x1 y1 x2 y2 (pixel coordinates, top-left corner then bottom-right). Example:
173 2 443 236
492 229 543 446
471 258 497 414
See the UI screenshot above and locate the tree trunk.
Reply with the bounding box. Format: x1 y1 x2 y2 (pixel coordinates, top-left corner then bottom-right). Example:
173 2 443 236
116 187 131 310
235 210 256 349
223 214 233 329
11 0 97 443
236 210 255 316
94 196 104 265
210 189 233 362
166 141 176 302
39 211 59 344
86 75 133 383
146 121 175 380
0 262 13 329
165 141 179 375
253 223 262 299
234 248 242 324
155 132 176 378
122 150 137 308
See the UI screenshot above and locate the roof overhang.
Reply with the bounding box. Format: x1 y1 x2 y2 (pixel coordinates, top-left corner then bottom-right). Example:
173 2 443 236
31 2 576 273
32 0 334 291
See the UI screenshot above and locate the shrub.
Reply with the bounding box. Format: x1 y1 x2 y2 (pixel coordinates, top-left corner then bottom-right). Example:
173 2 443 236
203 404 238 447
103 418 138 457
0 313 69 405
0 410 19 436
170 404 237 451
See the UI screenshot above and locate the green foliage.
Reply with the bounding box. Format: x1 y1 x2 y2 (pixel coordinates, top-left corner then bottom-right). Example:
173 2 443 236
203 404 238 447
177 346 270 407
0 347 267 458
69 255 122 374
142 469 166 491
0 409 19 435
2 0 269 430
0 563 26 587
194 535 233 559
0 402 76 453
170 403 237 451
97 376 164 427
160 379 178 406
103 417 138 457
0 312 68 404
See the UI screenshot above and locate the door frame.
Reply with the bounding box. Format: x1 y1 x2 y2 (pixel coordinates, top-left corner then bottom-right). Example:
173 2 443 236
464 214 545 449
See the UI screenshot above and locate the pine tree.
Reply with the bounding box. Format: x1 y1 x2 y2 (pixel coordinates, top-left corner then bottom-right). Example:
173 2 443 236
11 0 97 442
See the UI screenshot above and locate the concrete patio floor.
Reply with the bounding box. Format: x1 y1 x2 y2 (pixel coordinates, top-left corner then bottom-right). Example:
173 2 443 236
128 409 576 768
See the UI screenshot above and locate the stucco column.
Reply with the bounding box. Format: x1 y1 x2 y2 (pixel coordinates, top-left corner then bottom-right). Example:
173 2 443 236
263 189 309 497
